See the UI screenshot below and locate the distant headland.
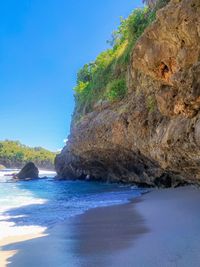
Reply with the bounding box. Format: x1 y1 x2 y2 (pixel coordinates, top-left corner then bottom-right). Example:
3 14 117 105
0 140 56 170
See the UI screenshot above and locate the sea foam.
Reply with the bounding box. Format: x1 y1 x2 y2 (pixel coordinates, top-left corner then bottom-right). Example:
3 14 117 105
0 169 143 241
0 170 48 240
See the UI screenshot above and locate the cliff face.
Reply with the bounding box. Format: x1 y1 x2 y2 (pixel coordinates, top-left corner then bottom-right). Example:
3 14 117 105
55 0 200 187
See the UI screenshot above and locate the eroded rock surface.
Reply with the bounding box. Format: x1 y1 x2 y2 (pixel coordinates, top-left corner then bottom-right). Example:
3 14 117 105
55 0 200 186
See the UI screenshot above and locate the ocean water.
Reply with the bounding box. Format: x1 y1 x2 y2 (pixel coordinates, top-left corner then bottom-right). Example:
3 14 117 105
0 169 144 240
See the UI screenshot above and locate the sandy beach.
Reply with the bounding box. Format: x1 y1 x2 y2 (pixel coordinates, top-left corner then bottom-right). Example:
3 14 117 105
1 186 200 267
0 233 46 267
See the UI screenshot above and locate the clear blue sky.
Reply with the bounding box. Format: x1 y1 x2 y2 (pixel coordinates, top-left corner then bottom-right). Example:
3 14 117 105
0 0 143 151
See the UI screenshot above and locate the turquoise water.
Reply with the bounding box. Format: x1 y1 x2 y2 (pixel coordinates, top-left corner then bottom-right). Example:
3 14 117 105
0 169 143 237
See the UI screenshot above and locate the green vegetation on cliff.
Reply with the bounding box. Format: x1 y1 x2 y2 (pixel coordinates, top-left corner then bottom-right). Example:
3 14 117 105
73 0 169 120
0 140 56 169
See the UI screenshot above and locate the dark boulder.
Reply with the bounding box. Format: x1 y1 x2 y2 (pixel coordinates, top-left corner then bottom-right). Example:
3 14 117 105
15 162 39 180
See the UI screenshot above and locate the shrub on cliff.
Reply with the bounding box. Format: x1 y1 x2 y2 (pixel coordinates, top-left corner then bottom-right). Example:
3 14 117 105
106 79 127 101
73 0 170 119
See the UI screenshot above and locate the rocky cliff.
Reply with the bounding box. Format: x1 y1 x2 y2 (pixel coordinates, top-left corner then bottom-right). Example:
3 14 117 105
55 0 200 187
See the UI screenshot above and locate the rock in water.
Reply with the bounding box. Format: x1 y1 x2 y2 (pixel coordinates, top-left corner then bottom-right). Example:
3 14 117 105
15 162 39 180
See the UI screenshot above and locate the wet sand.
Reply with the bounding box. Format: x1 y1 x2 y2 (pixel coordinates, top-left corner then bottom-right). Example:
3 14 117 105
2 186 200 267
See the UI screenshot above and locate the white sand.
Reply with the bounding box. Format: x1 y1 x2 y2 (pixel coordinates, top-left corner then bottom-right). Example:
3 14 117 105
0 233 46 267
2 186 200 267
110 186 200 267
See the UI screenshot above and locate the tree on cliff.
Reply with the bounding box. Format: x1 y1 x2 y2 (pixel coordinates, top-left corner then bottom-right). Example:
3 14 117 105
0 140 56 169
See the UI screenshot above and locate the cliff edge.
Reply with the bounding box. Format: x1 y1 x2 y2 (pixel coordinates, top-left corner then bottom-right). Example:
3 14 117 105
56 0 200 187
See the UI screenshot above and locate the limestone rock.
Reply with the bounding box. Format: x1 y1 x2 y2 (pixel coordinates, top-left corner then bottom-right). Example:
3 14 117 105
55 0 200 186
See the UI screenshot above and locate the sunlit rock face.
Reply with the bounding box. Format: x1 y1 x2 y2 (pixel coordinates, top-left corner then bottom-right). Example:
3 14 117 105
55 0 200 187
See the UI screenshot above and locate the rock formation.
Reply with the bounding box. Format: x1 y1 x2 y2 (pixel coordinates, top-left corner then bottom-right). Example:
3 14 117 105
14 162 39 180
55 0 200 187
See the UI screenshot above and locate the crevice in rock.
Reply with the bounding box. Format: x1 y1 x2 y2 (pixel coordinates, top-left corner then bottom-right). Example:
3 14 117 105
160 62 170 78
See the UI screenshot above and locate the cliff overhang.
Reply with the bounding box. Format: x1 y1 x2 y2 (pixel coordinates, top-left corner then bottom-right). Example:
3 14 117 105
55 0 200 187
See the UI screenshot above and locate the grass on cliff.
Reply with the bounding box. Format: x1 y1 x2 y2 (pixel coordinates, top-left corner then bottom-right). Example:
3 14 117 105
0 140 56 169
73 0 169 120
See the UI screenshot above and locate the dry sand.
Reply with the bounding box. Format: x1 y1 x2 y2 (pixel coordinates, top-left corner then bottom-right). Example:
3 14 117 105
0 233 46 267
1 186 200 267
0 250 16 267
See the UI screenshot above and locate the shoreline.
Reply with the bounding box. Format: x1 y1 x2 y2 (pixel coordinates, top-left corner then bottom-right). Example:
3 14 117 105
1 186 200 266
0 189 145 266
0 233 46 267
0 200 144 267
